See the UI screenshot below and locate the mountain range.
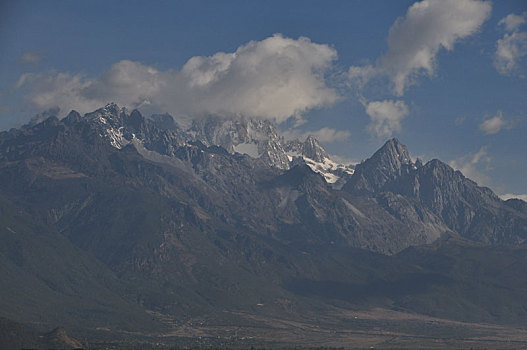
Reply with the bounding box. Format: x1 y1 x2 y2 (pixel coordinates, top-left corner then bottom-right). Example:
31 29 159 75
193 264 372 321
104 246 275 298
1 103 527 348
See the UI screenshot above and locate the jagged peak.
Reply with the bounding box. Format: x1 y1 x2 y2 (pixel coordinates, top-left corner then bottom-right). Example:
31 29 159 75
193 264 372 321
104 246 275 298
302 135 329 162
425 158 449 169
268 163 326 188
129 109 142 118
386 137 402 145
84 103 130 130
126 109 145 132
40 115 60 127
304 135 322 148
421 158 484 188
88 103 127 119
373 138 411 164
358 138 414 175
66 110 81 119
190 115 277 135
103 102 120 112
505 198 527 212
423 159 464 178
149 113 179 130
343 138 415 194
190 115 280 148
62 110 82 126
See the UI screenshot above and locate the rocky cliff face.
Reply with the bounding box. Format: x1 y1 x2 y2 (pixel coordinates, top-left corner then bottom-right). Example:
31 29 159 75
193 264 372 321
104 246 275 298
300 135 329 162
2 105 524 255
2 104 527 335
344 139 527 245
284 135 354 187
344 138 415 195
188 116 291 169
0 105 457 258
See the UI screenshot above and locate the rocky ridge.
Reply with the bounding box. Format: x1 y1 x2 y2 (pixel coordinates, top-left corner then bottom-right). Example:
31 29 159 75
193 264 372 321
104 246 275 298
2 103 527 341
67 104 354 185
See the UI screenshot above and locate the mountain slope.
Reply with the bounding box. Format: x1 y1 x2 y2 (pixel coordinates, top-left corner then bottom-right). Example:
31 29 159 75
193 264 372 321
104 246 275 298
0 194 163 332
344 138 527 245
1 105 527 343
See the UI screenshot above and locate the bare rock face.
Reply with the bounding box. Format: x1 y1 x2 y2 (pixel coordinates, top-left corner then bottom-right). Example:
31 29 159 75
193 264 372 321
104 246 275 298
2 104 527 335
284 136 355 187
411 160 527 244
189 116 291 169
344 139 527 245
344 138 415 195
2 105 525 256
302 135 329 163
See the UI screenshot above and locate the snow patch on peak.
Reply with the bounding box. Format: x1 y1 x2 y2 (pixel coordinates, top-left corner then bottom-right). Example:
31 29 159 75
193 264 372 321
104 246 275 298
302 135 329 162
283 136 354 187
303 156 355 187
233 142 259 158
83 104 133 149
189 116 290 169
106 127 130 149
79 107 356 181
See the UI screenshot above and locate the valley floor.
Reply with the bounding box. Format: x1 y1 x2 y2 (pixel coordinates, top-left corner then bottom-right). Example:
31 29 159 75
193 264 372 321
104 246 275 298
87 307 527 349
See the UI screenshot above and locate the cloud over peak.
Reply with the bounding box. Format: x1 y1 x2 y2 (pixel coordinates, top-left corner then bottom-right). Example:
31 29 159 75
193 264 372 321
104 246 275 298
365 100 408 138
176 34 339 122
16 61 163 118
17 34 339 124
282 127 350 143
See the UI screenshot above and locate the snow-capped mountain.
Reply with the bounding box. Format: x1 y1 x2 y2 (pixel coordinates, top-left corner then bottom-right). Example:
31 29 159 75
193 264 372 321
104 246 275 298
81 104 354 186
3 103 527 340
188 117 291 169
83 103 131 149
284 135 354 188
76 103 189 157
188 115 355 185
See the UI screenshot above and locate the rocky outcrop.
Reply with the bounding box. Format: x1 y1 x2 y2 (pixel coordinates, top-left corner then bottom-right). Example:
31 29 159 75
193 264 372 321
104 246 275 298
344 139 527 245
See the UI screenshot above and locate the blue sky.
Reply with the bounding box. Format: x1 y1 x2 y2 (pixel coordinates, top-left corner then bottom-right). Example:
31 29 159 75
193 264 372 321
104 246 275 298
0 0 526 198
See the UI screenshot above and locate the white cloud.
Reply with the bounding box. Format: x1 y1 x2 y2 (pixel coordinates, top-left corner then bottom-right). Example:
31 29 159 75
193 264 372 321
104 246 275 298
455 116 467 126
282 127 350 143
479 111 511 134
495 32 527 74
348 0 491 96
81 60 165 107
15 61 164 116
309 127 351 142
449 146 492 186
347 64 377 89
329 154 358 166
17 34 339 124
382 0 491 95
498 12 527 32
17 71 99 114
20 52 42 65
500 193 527 202
365 100 408 138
